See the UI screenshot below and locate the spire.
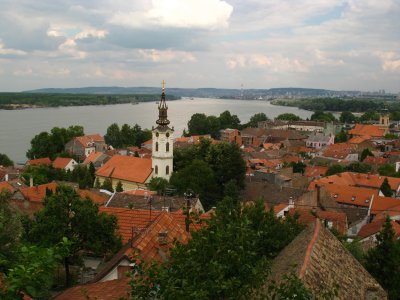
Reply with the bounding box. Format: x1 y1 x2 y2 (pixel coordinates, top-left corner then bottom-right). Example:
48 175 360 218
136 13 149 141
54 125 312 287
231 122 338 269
156 80 170 126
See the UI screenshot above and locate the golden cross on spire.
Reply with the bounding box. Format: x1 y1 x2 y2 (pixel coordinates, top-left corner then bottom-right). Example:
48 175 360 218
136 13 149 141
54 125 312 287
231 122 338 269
162 80 165 92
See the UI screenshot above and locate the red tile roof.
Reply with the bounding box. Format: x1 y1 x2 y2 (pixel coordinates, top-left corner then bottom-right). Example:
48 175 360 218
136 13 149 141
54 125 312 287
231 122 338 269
54 278 130 300
322 143 357 159
78 189 108 205
19 183 58 202
27 157 52 166
0 182 15 193
358 219 400 239
289 208 348 234
122 189 157 196
83 152 102 165
363 156 388 165
348 136 370 144
349 124 385 138
95 155 152 184
75 134 104 148
304 166 328 178
52 157 74 169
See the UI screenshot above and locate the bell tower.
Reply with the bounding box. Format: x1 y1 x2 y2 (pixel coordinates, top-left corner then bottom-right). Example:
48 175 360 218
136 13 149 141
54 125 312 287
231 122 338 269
152 81 174 180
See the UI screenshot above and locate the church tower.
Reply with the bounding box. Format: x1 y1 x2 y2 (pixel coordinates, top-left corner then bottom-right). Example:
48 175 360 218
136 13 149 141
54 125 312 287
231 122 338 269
152 81 174 180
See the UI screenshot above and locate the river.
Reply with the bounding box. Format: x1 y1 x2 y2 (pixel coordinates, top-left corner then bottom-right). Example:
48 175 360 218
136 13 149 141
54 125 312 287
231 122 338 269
0 98 313 163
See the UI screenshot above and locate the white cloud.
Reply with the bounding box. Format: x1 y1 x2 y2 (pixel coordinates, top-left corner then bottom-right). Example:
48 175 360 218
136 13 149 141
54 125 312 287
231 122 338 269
109 0 233 30
138 49 196 63
0 43 26 56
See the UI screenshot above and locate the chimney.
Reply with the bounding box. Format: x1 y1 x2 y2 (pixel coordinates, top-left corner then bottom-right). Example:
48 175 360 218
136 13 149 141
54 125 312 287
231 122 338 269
288 196 294 207
158 231 168 246
29 176 33 187
5 173 8 182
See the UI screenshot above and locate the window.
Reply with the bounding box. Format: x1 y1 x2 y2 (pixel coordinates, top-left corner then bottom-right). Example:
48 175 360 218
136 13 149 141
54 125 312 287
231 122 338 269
351 196 356 201
166 142 169 152
155 142 158 152
166 132 170 138
156 132 159 137
166 165 169 175
155 165 158 175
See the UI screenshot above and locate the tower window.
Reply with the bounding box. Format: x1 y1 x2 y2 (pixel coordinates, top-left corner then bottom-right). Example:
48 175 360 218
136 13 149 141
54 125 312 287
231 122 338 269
156 132 159 137
166 142 170 152
166 165 169 175
166 132 170 138
156 142 159 152
155 165 158 175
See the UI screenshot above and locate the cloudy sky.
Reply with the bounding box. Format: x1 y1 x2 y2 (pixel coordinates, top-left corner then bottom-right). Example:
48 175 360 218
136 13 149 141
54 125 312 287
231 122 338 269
0 0 399 92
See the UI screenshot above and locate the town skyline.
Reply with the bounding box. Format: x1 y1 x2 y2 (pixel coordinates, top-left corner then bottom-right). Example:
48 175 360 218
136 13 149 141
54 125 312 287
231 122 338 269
0 0 399 92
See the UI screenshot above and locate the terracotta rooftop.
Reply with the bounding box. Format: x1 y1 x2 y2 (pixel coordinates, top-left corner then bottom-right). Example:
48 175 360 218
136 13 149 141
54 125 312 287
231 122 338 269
363 156 388 165
358 218 400 239
95 155 152 184
54 277 130 300
19 182 58 202
349 124 385 138
75 134 104 148
26 157 52 166
78 189 109 205
0 181 16 193
304 166 328 178
348 135 371 144
52 157 74 169
82 152 102 165
322 143 357 159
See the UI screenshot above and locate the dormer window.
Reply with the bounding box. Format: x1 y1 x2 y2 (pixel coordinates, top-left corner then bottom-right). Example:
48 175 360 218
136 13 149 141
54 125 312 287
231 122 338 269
365 199 370 203
351 196 356 201
334 194 338 198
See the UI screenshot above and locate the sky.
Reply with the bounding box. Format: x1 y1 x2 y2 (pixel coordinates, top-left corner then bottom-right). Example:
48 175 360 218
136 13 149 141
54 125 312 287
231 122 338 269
0 0 399 92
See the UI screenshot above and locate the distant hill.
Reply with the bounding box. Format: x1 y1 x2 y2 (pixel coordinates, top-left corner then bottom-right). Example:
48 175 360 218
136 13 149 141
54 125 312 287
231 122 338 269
24 86 339 99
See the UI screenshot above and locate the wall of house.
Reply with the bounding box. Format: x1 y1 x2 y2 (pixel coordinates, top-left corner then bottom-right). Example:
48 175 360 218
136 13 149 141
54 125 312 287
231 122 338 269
96 176 148 191
100 258 131 282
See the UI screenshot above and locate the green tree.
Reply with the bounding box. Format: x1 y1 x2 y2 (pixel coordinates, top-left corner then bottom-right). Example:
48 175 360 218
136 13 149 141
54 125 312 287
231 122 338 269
360 111 379 122
115 181 124 192
365 217 400 299
339 111 357 123
335 130 349 143
360 148 374 162
291 161 306 174
0 153 14 167
378 164 398 177
101 178 114 193
120 123 136 147
187 113 211 136
148 177 169 195
130 198 304 299
326 164 345 176
246 113 269 127
276 113 302 121
170 159 218 210
207 115 221 138
380 178 392 197
219 110 241 129
94 177 101 189
310 110 337 122
25 185 121 287
345 162 372 173
104 123 121 148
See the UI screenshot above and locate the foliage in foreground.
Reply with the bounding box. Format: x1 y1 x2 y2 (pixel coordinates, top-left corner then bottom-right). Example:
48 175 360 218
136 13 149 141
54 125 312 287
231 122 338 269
130 197 305 299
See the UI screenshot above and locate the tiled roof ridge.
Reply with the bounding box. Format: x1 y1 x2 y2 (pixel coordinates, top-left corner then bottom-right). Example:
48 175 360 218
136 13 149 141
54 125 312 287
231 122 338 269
299 220 321 279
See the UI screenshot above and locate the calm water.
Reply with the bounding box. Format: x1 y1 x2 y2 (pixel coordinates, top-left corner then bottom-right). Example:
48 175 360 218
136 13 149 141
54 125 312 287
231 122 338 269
0 98 313 163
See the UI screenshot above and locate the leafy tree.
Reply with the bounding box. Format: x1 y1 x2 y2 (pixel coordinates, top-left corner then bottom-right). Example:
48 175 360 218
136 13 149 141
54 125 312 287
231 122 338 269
130 198 304 299
378 164 398 177
339 111 357 123
1 241 70 300
365 217 400 299
187 113 211 136
310 110 337 122
326 164 345 176
380 178 392 197
360 148 374 162
22 165 68 185
148 177 169 195
104 123 121 148
335 130 349 143
101 178 114 193
94 177 101 189
115 181 124 192
291 161 306 174
26 125 84 160
170 159 218 210
276 113 302 121
346 162 372 173
246 113 269 127
0 153 14 167
219 110 240 129
207 115 222 138
25 185 121 287
360 111 379 122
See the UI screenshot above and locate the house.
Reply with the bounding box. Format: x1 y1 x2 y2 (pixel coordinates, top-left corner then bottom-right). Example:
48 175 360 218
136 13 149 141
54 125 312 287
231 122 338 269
251 220 387 299
358 218 400 242
95 155 153 191
52 157 77 171
306 132 334 149
26 157 52 167
304 165 328 179
65 134 106 160
322 143 358 161
349 124 386 138
82 152 111 168
0 181 16 193
219 128 242 145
